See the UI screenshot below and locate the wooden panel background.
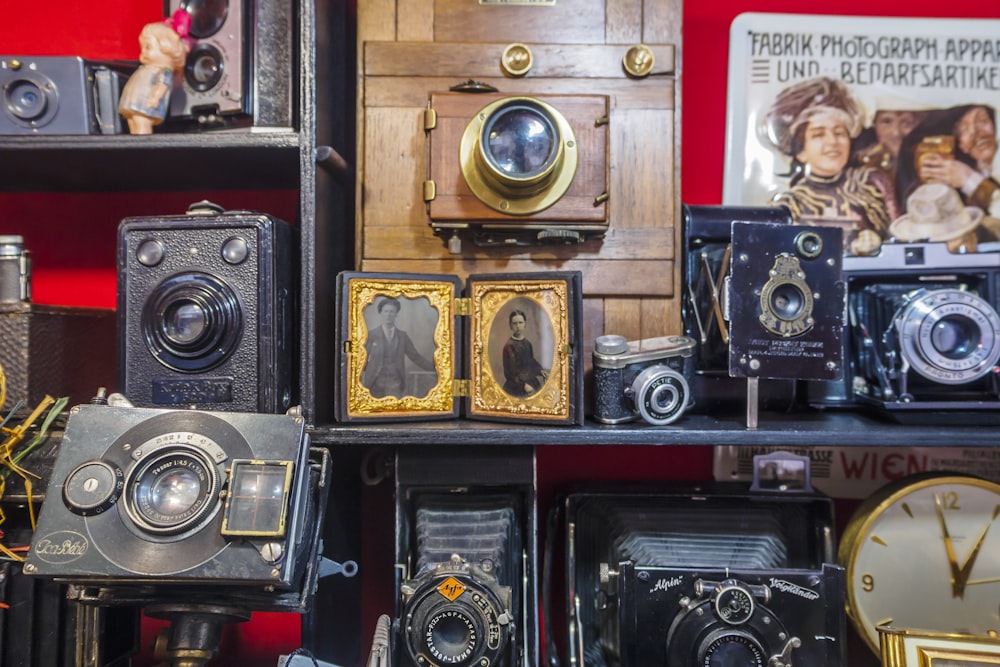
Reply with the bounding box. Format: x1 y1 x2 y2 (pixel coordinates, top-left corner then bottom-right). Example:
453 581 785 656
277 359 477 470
356 0 682 365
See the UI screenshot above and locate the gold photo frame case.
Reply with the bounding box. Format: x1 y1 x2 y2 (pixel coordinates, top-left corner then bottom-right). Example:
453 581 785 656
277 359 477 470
879 623 1000 667
339 274 461 421
335 270 583 424
467 276 573 422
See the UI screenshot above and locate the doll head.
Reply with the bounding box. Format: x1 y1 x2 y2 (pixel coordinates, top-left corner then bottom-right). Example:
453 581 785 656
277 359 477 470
138 21 188 71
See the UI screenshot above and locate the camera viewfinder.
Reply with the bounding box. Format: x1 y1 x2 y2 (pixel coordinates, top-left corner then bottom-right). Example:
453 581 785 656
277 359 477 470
221 459 294 537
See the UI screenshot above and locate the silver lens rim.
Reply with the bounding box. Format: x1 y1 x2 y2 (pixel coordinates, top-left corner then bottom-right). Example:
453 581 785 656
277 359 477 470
896 288 1000 385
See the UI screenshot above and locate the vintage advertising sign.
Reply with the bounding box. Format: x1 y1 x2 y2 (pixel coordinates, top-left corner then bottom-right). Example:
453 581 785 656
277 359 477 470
724 13 1000 256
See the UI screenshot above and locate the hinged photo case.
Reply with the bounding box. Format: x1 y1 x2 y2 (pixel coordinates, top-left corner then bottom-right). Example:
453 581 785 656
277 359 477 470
334 271 583 425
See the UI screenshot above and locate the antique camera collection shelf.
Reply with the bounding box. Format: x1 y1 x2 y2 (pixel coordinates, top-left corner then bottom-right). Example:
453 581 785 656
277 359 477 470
5 1 1000 666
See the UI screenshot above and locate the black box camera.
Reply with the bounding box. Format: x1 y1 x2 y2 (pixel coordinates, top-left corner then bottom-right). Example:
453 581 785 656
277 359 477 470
809 242 1000 417
118 204 297 413
1 56 132 135
564 477 846 666
393 448 538 667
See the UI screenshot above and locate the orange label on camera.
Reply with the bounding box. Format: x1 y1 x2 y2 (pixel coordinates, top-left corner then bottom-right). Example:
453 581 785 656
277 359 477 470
437 577 466 601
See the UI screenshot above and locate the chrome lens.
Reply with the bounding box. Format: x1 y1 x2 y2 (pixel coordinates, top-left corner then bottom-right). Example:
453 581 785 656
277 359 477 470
896 288 1000 384
126 447 219 535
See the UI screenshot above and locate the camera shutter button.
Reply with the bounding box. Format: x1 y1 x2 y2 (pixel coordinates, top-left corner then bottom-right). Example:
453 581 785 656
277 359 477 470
63 460 124 516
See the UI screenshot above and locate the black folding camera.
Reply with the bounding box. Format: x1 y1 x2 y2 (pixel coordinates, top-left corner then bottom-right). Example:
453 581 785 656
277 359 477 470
682 205 847 414
565 472 846 666
24 403 329 611
591 334 695 425
118 204 297 413
809 242 1000 416
1 56 132 135
394 448 537 667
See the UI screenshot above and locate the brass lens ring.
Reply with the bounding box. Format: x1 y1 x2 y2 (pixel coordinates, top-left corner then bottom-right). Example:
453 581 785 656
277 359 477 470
459 96 578 216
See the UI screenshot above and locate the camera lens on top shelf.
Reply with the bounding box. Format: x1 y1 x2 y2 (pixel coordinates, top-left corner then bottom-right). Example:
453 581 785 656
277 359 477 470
181 0 230 38
0 234 31 303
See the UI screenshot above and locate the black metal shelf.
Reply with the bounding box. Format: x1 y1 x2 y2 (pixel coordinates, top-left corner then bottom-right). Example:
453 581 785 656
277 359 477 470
309 409 998 447
0 130 302 191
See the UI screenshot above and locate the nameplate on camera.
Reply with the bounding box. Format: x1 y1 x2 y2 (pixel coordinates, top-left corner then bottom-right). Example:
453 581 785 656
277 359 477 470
152 377 234 405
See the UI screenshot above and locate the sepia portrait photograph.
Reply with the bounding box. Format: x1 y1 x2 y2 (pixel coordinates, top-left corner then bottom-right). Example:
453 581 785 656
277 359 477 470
489 297 555 400
338 274 459 421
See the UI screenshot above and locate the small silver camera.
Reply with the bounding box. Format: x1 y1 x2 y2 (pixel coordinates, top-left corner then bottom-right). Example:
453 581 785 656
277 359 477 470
592 334 695 425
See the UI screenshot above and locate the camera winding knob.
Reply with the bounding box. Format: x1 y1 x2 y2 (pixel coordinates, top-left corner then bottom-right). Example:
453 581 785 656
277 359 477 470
63 460 124 516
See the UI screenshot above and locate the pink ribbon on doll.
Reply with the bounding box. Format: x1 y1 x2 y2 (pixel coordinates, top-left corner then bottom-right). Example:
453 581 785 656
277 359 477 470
164 9 194 50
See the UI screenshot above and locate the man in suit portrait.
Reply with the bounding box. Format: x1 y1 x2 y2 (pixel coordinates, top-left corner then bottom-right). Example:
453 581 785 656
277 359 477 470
362 297 435 398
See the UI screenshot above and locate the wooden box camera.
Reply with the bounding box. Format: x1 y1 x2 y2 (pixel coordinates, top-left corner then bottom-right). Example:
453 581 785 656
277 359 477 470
357 0 683 349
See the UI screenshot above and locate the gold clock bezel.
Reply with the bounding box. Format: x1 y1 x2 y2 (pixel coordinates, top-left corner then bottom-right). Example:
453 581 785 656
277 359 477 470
838 472 1000 655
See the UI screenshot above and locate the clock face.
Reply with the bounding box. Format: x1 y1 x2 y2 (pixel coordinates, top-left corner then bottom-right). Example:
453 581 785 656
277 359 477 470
840 475 1000 653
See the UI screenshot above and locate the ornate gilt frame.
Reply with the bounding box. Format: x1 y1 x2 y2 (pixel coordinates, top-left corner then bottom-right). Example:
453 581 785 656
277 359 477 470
335 271 582 424
340 274 459 420
467 276 575 422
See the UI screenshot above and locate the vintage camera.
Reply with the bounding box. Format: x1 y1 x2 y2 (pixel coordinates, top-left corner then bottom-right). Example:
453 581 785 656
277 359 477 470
810 242 1000 415
426 90 609 250
166 0 294 128
565 469 846 666
394 448 537 667
591 334 695 425
24 402 330 606
682 205 847 413
118 204 297 413
1 56 132 135
727 221 845 382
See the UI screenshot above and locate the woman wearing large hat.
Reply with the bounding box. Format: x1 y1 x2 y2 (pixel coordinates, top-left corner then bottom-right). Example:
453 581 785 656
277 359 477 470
766 77 899 256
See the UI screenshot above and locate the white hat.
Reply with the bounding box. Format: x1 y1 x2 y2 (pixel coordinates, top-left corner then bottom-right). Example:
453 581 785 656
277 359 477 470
889 183 984 242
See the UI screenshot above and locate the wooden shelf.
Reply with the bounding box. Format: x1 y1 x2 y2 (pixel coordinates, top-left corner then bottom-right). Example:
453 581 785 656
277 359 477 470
310 408 998 447
0 130 301 191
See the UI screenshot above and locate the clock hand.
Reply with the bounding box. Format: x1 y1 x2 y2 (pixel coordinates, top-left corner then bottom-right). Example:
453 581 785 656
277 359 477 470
934 493 964 597
953 504 1000 598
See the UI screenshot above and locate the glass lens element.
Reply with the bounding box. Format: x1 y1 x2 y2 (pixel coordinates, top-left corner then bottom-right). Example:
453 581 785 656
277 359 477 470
483 105 557 178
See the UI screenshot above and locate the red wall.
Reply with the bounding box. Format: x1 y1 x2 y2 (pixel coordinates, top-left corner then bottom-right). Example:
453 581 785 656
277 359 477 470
2 1 999 665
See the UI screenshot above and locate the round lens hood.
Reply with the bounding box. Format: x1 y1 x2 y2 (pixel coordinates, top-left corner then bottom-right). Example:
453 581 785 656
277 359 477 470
141 271 244 373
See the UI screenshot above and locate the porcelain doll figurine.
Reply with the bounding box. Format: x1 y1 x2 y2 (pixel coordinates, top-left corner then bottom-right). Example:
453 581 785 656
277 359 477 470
118 12 190 135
